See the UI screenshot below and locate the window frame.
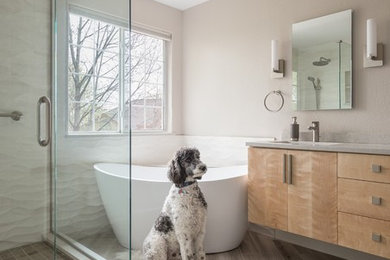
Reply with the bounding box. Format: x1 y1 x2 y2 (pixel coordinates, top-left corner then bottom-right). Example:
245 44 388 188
65 6 171 136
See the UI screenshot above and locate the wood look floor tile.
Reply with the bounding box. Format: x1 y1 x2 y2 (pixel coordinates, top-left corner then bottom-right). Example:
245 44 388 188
0 230 344 260
0 243 72 260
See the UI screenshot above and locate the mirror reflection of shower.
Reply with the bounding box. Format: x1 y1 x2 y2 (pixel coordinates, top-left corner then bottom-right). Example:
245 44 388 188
307 76 321 90
307 57 330 109
312 57 331 66
308 76 321 109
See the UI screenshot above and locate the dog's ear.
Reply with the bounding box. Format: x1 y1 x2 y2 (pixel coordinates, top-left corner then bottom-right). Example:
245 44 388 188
168 158 186 185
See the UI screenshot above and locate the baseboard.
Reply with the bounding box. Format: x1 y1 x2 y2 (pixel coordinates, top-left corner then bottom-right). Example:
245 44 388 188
248 223 275 239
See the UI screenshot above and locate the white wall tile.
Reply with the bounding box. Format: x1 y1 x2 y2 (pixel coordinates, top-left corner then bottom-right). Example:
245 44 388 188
0 0 51 251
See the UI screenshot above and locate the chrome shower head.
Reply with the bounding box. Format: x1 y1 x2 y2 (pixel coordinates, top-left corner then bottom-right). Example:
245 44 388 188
307 76 321 90
313 57 331 66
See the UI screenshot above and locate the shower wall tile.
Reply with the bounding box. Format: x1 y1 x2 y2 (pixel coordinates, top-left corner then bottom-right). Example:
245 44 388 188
132 135 274 166
295 41 352 111
0 0 51 252
297 43 340 110
56 163 112 239
56 136 129 240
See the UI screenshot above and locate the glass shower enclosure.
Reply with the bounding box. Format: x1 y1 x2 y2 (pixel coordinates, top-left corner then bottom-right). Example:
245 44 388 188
1 0 131 258
52 0 130 259
0 1 53 259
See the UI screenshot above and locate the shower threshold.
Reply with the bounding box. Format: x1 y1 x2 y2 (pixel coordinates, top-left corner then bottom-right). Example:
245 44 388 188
0 241 71 260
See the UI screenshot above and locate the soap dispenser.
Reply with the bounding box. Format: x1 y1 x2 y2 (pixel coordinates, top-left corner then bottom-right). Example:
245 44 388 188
290 117 299 141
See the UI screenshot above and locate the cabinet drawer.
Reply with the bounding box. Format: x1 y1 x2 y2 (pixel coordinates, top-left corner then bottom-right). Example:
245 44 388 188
338 212 390 259
338 153 390 183
338 178 390 221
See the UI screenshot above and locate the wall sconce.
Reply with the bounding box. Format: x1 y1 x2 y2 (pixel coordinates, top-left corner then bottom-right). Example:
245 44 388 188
364 18 384 68
271 40 285 78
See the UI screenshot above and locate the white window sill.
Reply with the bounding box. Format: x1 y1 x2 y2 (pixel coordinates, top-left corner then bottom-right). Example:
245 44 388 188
65 132 129 138
131 130 173 136
65 130 173 137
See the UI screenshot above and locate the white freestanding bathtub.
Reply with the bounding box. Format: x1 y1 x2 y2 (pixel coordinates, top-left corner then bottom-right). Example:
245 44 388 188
94 163 248 253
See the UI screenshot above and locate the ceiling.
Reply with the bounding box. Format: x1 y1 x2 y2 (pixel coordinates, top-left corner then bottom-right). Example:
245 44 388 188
152 0 210 10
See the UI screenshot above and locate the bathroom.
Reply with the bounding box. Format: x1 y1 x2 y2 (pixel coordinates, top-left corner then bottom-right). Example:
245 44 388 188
0 0 389 259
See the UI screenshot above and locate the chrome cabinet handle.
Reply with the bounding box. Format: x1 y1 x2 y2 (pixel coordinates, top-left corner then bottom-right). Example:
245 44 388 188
282 154 287 183
372 233 382 243
372 196 382 206
372 164 382 173
37 96 51 147
288 154 292 184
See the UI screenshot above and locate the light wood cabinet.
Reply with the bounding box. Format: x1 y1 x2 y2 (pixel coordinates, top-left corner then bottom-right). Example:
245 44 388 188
338 212 390 259
338 178 390 221
248 148 288 231
338 153 390 259
248 146 390 257
248 148 337 244
338 153 390 183
287 150 337 243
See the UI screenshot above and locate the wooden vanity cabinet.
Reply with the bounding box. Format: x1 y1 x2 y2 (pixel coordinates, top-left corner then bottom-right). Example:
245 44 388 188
248 147 338 244
249 146 390 258
287 150 337 243
338 153 390 259
248 148 288 231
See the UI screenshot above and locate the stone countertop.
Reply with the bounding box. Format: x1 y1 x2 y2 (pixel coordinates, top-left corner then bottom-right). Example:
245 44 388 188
246 141 390 156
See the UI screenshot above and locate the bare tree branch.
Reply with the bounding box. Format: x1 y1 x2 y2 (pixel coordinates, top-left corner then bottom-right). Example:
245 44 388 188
68 14 164 132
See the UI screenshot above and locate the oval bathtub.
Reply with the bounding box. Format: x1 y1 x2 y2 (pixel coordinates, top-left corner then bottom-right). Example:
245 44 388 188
94 163 248 253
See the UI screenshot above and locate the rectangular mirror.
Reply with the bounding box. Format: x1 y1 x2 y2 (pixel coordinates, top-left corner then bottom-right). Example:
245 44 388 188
292 10 352 111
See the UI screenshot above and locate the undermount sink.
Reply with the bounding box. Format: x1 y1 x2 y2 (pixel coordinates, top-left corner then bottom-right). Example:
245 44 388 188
269 141 340 146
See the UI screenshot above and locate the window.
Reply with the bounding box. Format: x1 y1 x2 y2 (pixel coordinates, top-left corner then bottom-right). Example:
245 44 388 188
130 31 166 131
67 9 167 134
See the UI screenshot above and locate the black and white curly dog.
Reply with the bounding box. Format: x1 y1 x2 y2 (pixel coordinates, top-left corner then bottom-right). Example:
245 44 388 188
143 147 208 260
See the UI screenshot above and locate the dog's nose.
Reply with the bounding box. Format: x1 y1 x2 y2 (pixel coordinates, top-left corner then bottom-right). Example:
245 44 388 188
199 165 207 171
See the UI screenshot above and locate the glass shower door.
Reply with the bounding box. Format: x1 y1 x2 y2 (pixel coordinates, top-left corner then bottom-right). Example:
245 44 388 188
52 0 130 259
0 1 54 259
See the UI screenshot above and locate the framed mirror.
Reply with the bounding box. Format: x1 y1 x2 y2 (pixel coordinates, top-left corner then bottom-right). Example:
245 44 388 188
292 10 352 111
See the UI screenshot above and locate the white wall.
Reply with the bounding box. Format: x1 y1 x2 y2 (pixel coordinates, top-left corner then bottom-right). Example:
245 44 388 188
182 0 390 143
0 0 51 251
71 0 128 19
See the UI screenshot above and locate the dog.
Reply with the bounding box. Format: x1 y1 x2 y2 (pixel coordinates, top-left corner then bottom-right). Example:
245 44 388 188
143 147 208 260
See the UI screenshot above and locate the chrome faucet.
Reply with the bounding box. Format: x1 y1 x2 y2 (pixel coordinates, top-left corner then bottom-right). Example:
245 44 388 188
308 121 320 142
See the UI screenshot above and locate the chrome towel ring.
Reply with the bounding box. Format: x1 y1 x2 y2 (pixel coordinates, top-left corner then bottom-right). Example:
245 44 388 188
264 90 284 112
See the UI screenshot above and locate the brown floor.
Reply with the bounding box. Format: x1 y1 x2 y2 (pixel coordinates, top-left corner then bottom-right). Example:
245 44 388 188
78 232 129 260
0 242 71 260
207 231 343 260
0 231 343 260
79 230 342 260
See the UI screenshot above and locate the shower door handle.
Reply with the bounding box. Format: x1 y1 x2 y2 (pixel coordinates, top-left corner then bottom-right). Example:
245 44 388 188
37 96 51 147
